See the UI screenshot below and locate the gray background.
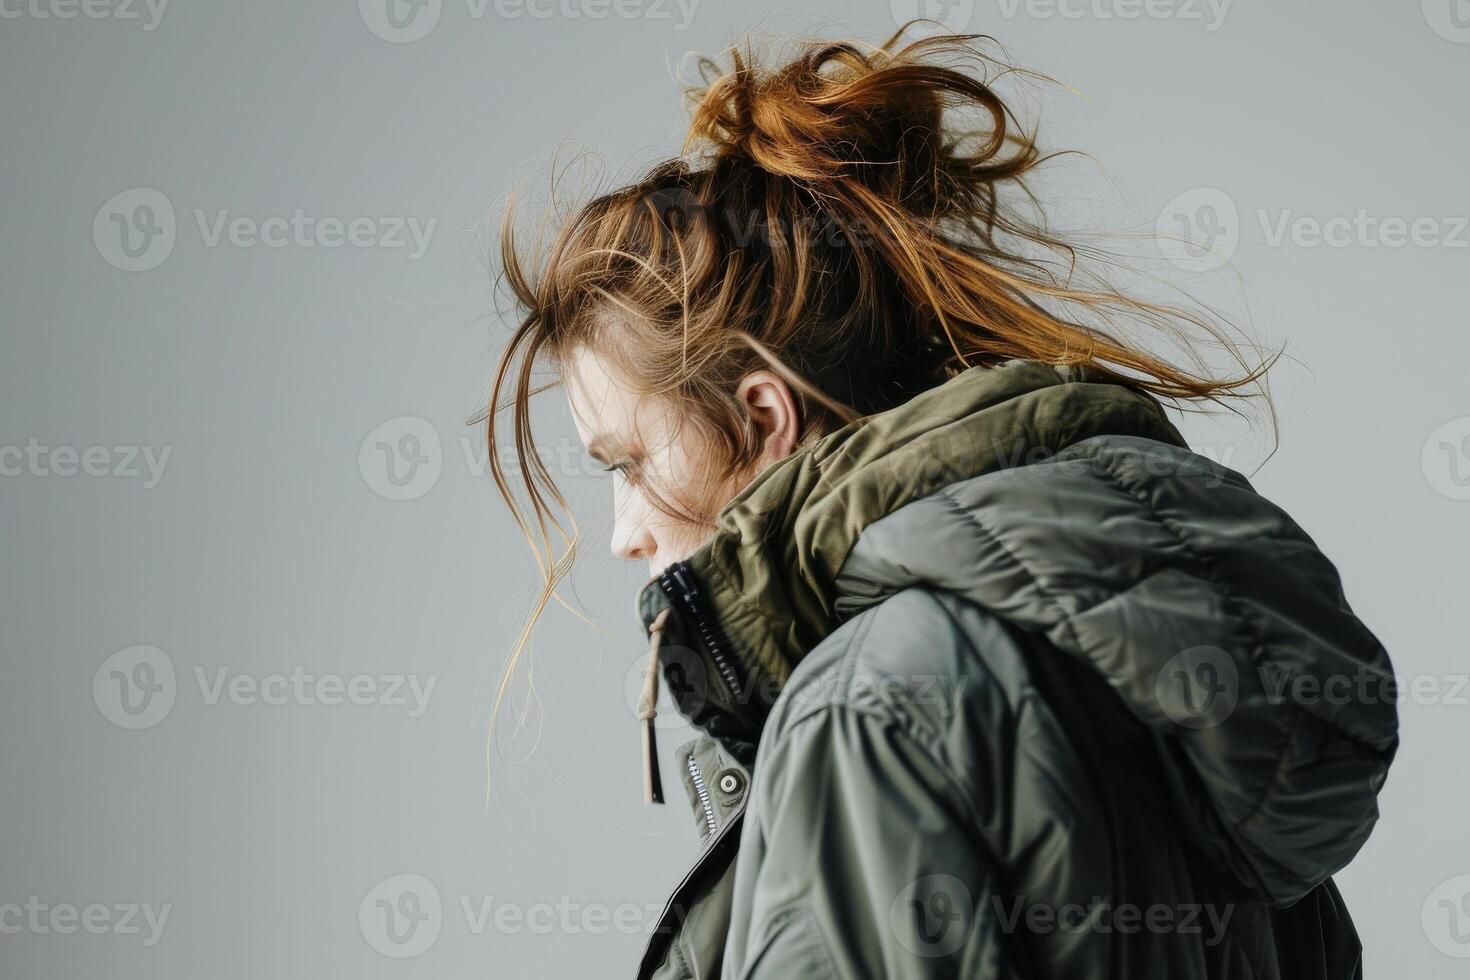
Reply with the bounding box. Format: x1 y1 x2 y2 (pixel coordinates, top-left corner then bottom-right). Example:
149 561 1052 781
2 0 1467 976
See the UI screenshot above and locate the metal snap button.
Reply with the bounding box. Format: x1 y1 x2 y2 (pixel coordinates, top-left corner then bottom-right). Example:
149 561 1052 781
716 769 744 796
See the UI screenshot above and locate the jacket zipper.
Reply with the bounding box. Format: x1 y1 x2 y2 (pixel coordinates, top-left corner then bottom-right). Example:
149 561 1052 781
686 752 718 839
634 807 745 980
657 561 745 703
635 561 750 980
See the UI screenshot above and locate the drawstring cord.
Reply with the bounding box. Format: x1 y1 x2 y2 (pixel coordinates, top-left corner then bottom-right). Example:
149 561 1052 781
639 607 672 805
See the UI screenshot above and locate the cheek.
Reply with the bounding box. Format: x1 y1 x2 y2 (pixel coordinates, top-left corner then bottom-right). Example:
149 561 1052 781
614 477 677 534
647 428 735 517
618 421 749 546
611 469 711 557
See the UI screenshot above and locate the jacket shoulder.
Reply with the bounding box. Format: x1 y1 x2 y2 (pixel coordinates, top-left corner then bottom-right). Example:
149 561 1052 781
759 585 1058 807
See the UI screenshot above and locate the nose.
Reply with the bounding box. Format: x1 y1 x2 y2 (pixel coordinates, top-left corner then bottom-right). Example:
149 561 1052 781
610 521 655 564
610 520 656 565
609 491 657 565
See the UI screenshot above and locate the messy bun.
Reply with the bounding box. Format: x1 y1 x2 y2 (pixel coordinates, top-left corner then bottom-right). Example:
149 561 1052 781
683 37 1024 203
675 34 1058 393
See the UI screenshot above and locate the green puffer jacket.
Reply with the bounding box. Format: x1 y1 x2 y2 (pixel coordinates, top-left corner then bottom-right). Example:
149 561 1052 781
631 360 1397 979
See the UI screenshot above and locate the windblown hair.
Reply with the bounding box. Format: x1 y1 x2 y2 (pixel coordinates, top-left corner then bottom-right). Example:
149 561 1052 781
480 26 1270 762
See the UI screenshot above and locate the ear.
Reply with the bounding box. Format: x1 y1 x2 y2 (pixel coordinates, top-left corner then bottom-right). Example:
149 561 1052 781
735 369 801 466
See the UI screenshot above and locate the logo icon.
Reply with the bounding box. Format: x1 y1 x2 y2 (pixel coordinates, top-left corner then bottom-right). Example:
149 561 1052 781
1156 187 1239 272
889 874 973 958
636 184 708 236
1155 645 1239 729
359 416 443 501
93 188 176 272
1423 873 1470 958
623 642 708 731
359 0 442 43
359 873 443 958
1423 416 1470 501
889 0 975 34
93 645 177 730
1424 0 1470 42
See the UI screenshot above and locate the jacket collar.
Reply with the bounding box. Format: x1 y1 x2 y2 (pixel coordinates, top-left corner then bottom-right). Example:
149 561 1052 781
635 359 1186 753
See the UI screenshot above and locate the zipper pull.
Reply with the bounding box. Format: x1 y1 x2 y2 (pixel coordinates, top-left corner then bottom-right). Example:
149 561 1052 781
639 607 672 805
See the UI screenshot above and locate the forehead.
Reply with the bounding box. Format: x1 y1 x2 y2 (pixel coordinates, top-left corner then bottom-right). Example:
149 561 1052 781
563 345 643 443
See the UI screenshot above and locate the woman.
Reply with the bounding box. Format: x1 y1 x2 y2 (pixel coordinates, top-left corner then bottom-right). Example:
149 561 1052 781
486 29 1397 979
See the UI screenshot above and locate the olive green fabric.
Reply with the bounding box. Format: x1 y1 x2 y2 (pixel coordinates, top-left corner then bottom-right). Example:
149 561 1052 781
633 361 1395 979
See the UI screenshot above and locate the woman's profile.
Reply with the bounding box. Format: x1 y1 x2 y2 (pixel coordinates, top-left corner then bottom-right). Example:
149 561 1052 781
484 26 1397 979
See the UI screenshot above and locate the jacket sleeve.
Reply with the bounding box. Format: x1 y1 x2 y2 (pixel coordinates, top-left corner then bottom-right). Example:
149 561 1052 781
721 703 1022 980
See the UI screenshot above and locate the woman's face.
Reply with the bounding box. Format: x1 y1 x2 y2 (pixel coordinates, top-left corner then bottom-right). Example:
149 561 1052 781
563 344 800 579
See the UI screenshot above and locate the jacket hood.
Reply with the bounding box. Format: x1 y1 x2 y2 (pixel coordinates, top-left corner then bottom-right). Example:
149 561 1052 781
636 357 1397 907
